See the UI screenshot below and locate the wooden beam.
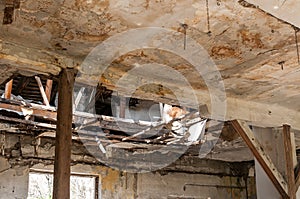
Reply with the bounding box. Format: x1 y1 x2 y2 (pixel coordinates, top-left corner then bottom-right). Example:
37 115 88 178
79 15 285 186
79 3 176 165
45 79 53 103
35 76 50 106
53 68 75 199
231 120 289 198
4 79 13 100
282 125 296 199
0 99 56 120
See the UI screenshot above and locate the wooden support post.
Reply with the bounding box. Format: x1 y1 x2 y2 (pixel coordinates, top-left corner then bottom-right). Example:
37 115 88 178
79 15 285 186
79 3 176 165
35 76 50 106
119 96 126 118
282 124 296 199
53 69 75 199
4 79 13 99
231 120 289 198
45 79 53 103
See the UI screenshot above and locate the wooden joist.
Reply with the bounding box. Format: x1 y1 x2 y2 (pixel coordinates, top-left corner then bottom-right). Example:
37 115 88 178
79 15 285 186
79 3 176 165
231 120 289 198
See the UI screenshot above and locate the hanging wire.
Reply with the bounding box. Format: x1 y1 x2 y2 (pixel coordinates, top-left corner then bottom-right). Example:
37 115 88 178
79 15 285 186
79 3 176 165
293 26 300 65
206 0 211 34
181 23 188 50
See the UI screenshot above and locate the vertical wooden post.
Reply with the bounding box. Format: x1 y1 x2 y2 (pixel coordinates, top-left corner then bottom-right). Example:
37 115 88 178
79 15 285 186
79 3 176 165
282 124 296 199
119 96 126 118
4 79 13 99
53 69 75 199
45 79 53 103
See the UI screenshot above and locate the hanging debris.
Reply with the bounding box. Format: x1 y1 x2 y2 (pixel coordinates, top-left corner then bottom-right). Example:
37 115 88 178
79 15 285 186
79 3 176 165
206 0 211 35
278 61 285 70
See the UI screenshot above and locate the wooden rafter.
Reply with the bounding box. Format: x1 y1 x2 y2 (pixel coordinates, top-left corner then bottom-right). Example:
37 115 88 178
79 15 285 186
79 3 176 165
282 124 296 199
231 120 289 198
4 79 13 100
35 76 50 106
14 77 31 96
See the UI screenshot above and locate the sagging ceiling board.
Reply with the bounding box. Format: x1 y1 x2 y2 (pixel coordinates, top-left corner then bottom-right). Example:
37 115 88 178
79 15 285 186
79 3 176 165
0 0 299 129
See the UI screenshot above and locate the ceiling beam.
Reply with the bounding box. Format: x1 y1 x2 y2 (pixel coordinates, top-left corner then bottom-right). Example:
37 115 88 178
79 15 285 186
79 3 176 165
0 40 74 75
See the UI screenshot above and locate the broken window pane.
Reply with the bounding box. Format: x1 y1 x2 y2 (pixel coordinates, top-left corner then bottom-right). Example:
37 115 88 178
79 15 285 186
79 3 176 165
28 172 97 199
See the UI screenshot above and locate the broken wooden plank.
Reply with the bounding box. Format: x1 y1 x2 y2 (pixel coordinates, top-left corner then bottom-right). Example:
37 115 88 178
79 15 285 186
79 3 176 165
45 79 53 103
122 111 201 141
35 76 50 106
0 115 56 129
53 69 75 199
0 99 56 120
231 120 289 198
282 124 296 199
4 79 13 99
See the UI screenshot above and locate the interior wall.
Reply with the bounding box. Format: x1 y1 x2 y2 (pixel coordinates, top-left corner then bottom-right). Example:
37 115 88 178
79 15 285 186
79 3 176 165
137 172 256 199
0 158 256 199
0 128 256 199
0 157 29 199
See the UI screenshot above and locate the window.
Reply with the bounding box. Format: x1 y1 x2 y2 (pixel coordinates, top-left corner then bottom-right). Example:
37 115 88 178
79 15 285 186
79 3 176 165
28 171 98 199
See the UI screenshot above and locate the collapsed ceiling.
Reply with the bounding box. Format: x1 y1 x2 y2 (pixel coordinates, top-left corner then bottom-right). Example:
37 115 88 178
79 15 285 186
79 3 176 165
0 0 300 164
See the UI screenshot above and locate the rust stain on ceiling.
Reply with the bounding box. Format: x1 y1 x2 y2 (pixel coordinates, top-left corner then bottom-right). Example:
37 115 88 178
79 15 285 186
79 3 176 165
0 0 299 123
